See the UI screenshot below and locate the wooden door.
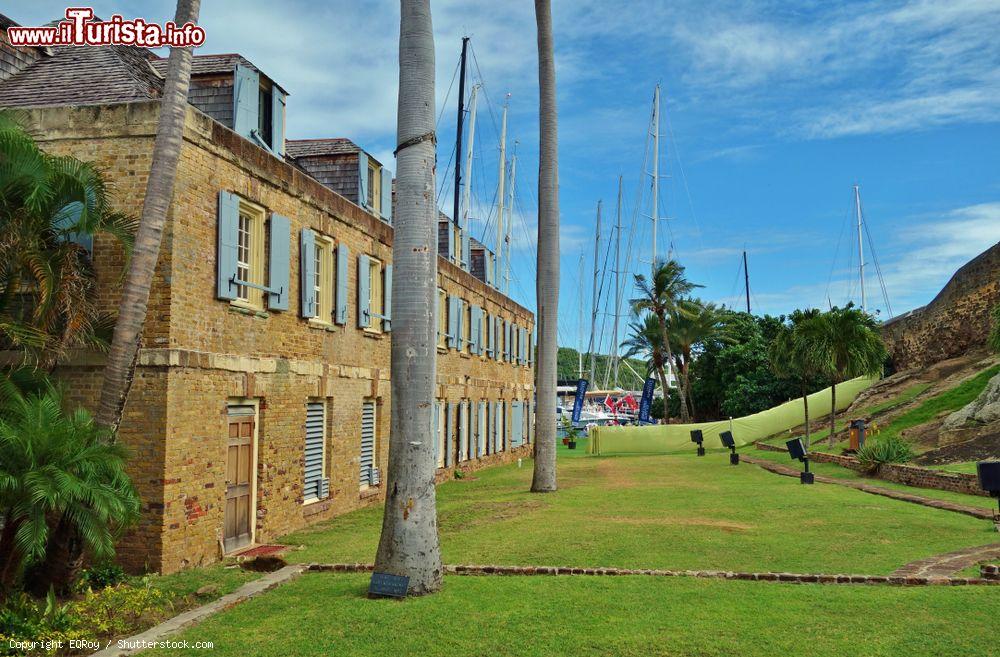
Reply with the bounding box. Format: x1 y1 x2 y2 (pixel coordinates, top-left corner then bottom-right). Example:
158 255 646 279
224 413 254 552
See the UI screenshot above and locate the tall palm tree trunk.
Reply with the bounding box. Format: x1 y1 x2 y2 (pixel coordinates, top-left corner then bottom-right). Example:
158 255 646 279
96 0 201 430
373 0 442 595
531 0 559 493
828 379 837 447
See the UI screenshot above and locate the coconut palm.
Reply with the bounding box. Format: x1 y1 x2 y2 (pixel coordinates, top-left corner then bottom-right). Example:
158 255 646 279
666 300 729 421
97 0 201 431
0 381 139 596
630 259 701 421
800 305 887 446
768 309 823 450
531 0 559 493
621 313 671 405
0 111 136 370
373 0 442 595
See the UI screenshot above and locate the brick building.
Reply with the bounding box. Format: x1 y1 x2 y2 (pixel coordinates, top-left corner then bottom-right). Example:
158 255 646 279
0 20 534 573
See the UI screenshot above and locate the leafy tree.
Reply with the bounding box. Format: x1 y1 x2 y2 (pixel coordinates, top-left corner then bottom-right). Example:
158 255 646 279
666 299 730 420
621 314 671 414
768 309 824 450
800 305 887 446
0 382 139 596
631 260 701 421
0 112 135 370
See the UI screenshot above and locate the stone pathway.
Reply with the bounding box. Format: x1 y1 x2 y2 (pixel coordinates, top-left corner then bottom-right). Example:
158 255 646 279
93 564 306 657
742 456 995 520
891 543 1000 577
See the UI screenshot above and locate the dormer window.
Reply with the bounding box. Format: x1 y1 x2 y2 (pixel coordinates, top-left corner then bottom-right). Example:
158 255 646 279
233 61 285 157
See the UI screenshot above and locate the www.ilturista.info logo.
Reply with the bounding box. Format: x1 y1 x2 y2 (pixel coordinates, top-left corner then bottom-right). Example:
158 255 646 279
6 7 205 48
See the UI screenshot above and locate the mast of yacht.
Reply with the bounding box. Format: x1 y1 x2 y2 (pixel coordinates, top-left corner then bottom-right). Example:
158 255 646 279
854 184 866 313
577 253 585 379
609 175 623 390
461 84 480 234
495 98 509 282
651 84 660 275
453 37 469 258
587 201 602 383
743 250 751 314
504 146 516 295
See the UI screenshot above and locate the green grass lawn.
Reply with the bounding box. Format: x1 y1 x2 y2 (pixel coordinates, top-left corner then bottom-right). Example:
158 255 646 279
745 448 997 511
279 449 995 575
928 461 983 475
144 572 1000 657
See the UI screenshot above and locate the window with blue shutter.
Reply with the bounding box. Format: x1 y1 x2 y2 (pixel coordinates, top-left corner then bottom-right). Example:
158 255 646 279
445 402 455 467
456 299 465 350
380 168 393 223
216 191 240 300
357 254 371 328
233 63 260 142
268 214 290 311
527 401 534 444
494 317 502 361
447 296 459 349
461 229 471 270
519 327 528 365
477 401 487 457
271 89 285 157
299 228 316 318
470 305 481 354
459 401 469 461
357 152 369 210
304 401 328 502
383 265 392 331
335 245 349 324
511 402 522 448
360 401 377 487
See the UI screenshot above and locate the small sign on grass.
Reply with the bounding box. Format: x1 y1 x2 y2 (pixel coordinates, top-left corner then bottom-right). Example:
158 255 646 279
369 572 409 599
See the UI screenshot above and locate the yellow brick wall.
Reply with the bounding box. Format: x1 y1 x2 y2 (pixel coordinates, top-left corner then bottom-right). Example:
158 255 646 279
25 102 535 574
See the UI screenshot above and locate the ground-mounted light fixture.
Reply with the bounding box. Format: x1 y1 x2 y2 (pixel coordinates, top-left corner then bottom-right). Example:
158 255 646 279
786 438 813 484
690 429 705 457
719 430 738 465
977 460 1000 530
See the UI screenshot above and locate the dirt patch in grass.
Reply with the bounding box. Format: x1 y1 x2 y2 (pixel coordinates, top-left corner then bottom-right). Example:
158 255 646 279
598 515 755 533
438 499 546 531
595 459 640 489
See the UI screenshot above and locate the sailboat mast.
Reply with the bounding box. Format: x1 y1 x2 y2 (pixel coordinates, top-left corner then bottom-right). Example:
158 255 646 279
577 253 585 380
651 84 660 275
611 175 623 389
855 184 866 313
743 250 751 314
588 201 602 382
453 37 469 237
495 99 508 281
504 149 516 295
461 85 479 230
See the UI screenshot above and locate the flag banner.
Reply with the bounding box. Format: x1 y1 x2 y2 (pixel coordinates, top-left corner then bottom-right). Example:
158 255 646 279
622 394 639 411
638 378 656 423
604 394 616 412
571 378 589 423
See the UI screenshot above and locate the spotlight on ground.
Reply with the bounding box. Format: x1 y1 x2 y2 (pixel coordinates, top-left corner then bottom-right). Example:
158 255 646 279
786 438 814 484
690 429 705 457
977 461 1000 528
719 430 738 465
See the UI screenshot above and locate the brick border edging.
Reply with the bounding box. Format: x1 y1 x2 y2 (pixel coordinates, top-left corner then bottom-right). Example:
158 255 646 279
304 563 1000 587
752 441 989 498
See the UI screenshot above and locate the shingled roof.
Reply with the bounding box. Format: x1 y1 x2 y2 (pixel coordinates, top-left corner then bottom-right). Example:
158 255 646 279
285 138 360 158
0 43 163 107
148 53 288 93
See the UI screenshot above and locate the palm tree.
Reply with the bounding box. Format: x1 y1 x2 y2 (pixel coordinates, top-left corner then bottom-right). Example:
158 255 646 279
373 0 442 595
0 112 136 370
768 309 822 450
97 0 201 431
0 382 139 596
531 0 559 493
666 300 729 421
621 314 670 405
630 259 701 422
801 305 887 446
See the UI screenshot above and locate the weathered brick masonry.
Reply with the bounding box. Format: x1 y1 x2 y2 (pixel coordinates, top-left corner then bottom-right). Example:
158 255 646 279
27 102 535 574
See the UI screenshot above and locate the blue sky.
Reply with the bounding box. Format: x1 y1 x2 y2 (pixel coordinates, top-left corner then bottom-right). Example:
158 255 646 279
9 0 1000 353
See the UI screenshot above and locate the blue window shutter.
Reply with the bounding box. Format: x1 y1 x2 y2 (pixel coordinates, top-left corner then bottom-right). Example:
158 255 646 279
447 296 458 349
233 63 260 140
335 244 349 325
299 228 316 318
433 401 440 464
357 254 371 328
494 317 501 361
528 328 534 366
477 402 486 457
271 89 285 157
268 214 290 311
357 152 369 209
383 264 392 331
519 327 528 365
491 401 498 453
470 305 481 354
380 168 393 223
485 253 494 286
503 320 510 361
461 229 471 269
304 402 325 500
528 402 534 444
216 191 240 300
445 402 455 467
512 402 522 447
446 223 456 262
456 299 464 349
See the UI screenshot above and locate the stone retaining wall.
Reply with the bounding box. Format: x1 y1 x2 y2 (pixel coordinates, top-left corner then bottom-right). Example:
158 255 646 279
752 442 988 497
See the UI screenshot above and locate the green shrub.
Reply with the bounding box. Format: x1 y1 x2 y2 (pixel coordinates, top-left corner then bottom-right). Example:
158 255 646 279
856 436 914 471
76 563 128 592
